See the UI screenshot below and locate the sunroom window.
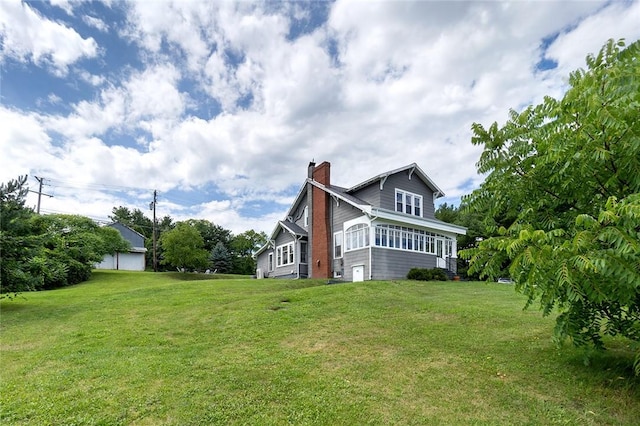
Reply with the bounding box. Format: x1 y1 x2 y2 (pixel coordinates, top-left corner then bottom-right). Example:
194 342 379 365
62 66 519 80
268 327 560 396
345 224 370 251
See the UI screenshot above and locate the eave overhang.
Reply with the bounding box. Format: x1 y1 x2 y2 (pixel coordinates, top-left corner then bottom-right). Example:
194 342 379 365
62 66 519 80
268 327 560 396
371 208 467 235
307 179 372 215
346 163 446 199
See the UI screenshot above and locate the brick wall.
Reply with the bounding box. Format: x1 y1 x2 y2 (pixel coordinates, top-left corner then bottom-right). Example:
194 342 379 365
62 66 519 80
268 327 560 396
311 162 331 278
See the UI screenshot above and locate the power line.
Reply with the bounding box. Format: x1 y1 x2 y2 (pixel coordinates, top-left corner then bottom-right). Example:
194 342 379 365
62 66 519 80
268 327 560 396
30 176 53 214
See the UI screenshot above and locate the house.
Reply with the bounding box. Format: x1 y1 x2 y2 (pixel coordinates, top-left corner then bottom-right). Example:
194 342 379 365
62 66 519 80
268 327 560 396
95 222 147 271
255 161 467 281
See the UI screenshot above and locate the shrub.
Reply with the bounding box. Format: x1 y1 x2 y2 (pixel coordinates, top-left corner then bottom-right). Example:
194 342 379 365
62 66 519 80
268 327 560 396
407 268 448 281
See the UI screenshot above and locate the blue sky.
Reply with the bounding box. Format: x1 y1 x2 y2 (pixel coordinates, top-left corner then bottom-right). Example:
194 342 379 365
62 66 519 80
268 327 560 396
1 0 639 234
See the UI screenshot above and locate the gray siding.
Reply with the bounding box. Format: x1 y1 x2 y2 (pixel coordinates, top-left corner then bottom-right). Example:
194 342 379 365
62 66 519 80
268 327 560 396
256 249 271 277
272 230 296 277
342 248 370 281
371 247 437 280
331 200 364 227
110 222 144 248
290 193 309 230
352 171 436 220
256 228 309 278
352 184 381 206
330 200 367 277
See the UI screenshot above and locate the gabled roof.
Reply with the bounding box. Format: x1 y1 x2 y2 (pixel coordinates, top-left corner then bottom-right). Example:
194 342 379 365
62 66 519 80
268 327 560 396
347 163 445 199
255 219 308 256
108 222 146 240
306 180 372 215
279 220 307 237
285 182 308 219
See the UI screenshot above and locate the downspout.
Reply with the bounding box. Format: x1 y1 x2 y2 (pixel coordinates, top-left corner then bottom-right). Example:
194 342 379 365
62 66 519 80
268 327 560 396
366 211 378 281
330 196 334 279
295 235 301 279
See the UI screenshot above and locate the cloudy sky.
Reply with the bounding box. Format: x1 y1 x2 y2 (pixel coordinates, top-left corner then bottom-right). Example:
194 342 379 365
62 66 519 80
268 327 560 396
1 0 639 234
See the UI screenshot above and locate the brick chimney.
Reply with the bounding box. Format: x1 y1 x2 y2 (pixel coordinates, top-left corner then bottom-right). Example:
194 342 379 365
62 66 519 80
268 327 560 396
311 161 331 278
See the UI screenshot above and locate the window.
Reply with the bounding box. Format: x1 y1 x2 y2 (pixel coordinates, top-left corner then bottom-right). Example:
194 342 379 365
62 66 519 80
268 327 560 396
300 241 307 263
374 224 452 256
268 253 274 271
345 224 369 251
276 242 295 267
303 206 309 227
395 189 423 217
334 232 343 258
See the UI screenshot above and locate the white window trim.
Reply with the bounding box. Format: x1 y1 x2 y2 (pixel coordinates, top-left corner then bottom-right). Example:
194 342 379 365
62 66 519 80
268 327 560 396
373 224 456 257
395 189 423 217
333 231 343 259
303 206 309 227
276 242 295 267
345 223 370 252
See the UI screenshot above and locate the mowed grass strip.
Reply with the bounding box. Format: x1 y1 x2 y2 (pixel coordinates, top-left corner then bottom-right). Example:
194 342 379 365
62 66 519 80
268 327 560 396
1 271 638 425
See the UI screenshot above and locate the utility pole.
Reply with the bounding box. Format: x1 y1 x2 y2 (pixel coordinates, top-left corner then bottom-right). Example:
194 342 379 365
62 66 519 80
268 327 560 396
32 176 53 214
150 190 157 272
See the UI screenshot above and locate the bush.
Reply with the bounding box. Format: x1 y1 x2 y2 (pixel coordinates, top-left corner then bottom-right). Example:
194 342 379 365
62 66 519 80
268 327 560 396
407 268 448 281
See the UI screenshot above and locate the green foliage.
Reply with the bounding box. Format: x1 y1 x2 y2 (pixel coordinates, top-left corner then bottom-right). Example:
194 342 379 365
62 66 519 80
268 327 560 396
159 222 209 271
209 241 232 273
461 39 640 373
230 229 268 275
0 176 39 297
110 205 171 270
2 179 132 295
109 206 153 238
28 214 130 289
435 202 496 279
184 219 231 253
407 267 448 281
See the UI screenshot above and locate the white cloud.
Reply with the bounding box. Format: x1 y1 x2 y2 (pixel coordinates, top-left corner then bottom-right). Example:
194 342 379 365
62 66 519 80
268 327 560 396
2 0 639 235
44 64 185 140
0 107 61 179
0 0 98 76
545 1 640 75
83 15 109 32
78 70 106 86
49 0 75 16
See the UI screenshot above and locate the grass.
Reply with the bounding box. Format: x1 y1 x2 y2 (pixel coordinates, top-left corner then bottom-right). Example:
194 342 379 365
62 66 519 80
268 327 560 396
1 271 638 425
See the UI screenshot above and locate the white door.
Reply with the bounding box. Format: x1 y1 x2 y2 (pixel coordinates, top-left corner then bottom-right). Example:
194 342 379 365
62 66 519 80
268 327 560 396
436 239 446 268
352 265 364 282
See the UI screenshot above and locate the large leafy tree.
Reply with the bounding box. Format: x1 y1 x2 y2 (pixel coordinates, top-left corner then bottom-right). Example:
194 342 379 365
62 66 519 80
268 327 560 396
159 222 208 271
0 176 39 296
184 219 232 253
2 178 130 295
28 214 130 289
229 230 268 274
461 39 640 373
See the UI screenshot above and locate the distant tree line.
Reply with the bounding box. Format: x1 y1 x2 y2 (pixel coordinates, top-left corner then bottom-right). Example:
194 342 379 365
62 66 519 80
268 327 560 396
0 176 268 298
109 206 267 275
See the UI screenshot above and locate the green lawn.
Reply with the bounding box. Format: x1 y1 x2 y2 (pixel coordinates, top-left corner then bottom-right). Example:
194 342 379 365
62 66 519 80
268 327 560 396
1 271 638 425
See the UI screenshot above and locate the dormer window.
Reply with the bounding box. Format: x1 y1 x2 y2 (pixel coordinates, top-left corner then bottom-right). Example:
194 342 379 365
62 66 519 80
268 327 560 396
396 189 422 217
